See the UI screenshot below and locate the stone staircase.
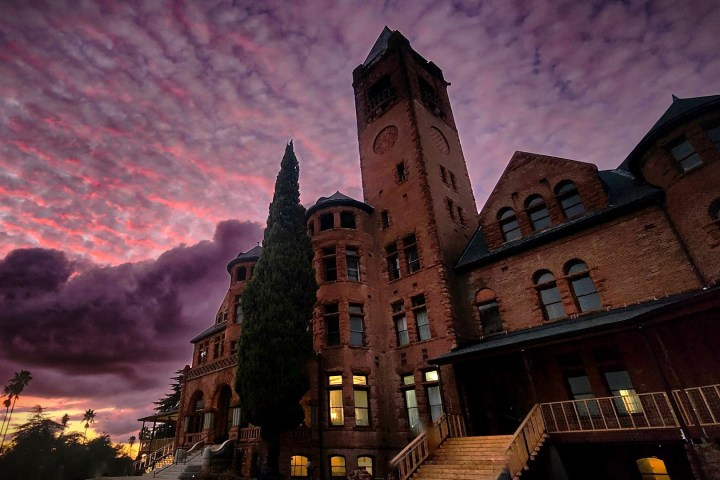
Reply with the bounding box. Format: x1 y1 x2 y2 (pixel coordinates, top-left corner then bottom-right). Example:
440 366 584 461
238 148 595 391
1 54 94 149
411 435 514 480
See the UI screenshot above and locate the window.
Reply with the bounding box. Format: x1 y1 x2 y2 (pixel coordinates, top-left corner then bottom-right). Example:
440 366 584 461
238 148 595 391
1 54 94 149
424 370 443 421
402 375 421 436
418 76 440 110
340 211 356 229
290 456 308 477
322 247 337 282
710 198 720 222
328 375 344 426
475 289 503 335
307 222 314 236
324 304 340 347
708 125 720 150
396 162 407 182
669 138 702 172
198 341 208 364
604 370 642 414
535 270 566 320
565 260 601 312
236 266 246 282
498 208 521 242
346 247 360 281
526 195 552 231
213 334 225 359
393 301 409 346
449 171 457 190
386 243 400 280
440 165 447 183
566 373 598 417
556 181 585 218
357 456 373 475
380 210 390 229
457 207 465 225
235 297 243 324
349 304 364 347
319 213 334 231
329 456 346 477
446 198 455 220
230 338 238 354
368 75 393 111
412 295 430 341
353 375 369 426
403 234 421 273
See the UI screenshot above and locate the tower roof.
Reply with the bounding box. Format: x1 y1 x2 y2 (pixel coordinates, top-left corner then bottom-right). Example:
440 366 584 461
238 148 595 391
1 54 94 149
363 26 394 67
306 191 373 217
226 245 262 273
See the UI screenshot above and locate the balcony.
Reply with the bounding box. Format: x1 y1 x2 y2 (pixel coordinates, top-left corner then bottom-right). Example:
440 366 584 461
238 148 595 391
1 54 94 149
186 355 237 380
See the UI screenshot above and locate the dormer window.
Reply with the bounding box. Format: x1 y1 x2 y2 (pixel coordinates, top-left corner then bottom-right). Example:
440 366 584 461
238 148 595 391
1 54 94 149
498 208 521 242
526 195 552 231
556 181 585 219
669 138 702 172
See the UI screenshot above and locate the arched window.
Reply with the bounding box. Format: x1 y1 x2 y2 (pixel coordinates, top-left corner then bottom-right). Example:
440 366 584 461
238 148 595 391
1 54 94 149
498 208 522 242
526 195 552 231
290 455 309 478
329 456 346 477
475 289 503 336
556 181 585 218
565 260 601 312
534 271 565 320
357 456 374 475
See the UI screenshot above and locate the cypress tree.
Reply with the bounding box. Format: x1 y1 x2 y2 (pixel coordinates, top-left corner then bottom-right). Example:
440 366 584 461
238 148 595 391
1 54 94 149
236 142 317 477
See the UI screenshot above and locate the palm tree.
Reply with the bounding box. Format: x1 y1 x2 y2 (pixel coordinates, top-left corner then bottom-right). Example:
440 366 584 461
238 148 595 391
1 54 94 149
127 435 136 458
0 370 32 451
82 409 96 441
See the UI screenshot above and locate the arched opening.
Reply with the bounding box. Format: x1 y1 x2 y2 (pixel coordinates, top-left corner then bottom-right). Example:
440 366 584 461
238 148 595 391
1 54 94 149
215 385 233 443
474 288 503 336
186 391 204 436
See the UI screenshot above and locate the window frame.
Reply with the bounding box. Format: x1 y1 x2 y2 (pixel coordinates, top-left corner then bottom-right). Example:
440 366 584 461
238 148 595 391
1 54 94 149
411 294 431 341
555 181 585 219
357 456 374 476
329 455 346 478
475 289 503 336
498 207 522 242
346 247 360 281
392 301 409 346
340 211 356 229
386 243 400 280
324 303 340 347
290 455 309 478
668 137 703 172
565 260 602 313
319 213 335 231
534 270 566 321
353 375 370 427
526 195 552 231
403 234 421 274
349 304 364 347
322 246 337 282
328 374 344 427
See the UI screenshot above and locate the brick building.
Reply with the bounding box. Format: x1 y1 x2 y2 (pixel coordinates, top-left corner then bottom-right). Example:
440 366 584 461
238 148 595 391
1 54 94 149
166 29 720 479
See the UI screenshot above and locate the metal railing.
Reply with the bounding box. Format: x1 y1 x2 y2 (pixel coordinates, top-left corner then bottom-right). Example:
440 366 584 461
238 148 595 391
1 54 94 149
238 426 261 442
133 439 175 474
672 384 720 426
504 405 546 479
541 392 679 433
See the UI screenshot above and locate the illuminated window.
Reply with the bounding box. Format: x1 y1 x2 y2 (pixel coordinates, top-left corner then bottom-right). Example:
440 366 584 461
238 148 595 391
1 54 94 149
411 295 430 341
353 375 370 427
330 456 346 477
526 195 552 231
322 247 337 282
534 270 566 320
346 247 360 281
637 457 671 479
393 301 409 346
290 455 308 478
357 456 373 475
235 296 243 324
498 208 521 242
349 304 364 347
669 137 702 172
605 370 642 414
324 304 340 347
475 289 503 336
403 234 421 273
565 260 601 312
198 342 209 364
386 243 400 280
402 375 421 436
328 375 344 426
424 370 443 421
556 181 585 219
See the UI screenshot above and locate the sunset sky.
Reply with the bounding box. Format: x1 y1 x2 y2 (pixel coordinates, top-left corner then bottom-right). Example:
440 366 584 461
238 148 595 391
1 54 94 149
2 0 719 445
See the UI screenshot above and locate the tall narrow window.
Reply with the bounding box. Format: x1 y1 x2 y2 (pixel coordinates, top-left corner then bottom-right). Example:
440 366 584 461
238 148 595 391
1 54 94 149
380 210 390 229
424 370 443 421
396 162 407 182
535 270 566 320
446 198 455 220
349 304 364 347
403 234 420 273
319 213 334 231
213 333 225 359
290 456 309 478
402 374 420 436
328 375 344 426
565 260 601 312
346 247 360 281
322 247 337 282
368 75 393 111
711 199 720 223
236 266 247 282
324 304 340 347
498 208 521 242
556 181 585 218
198 342 208 364
307 222 314 236
357 457 373 475
708 125 720 150
412 295 430 341
669 137 702 172
386 243 400 280
566 373 598 417
353 375 369 426
329 456 346 477
457 206 465 225
393 301 409 346
235 296 243 324
604 370 641 414
526 195 552 231
340 211 356 229
439 165 447 183
449 171 457 190
475 289 503 335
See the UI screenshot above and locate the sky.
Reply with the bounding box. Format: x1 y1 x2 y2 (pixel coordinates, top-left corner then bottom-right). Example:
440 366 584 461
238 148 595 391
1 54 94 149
1 0 719 445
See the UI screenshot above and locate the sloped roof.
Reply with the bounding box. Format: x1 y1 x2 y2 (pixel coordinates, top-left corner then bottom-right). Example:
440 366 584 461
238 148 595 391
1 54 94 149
226 245 262 272
456 169 661 270
363 26 393 67
190 322 226 344
622 94 720 174
433 287 717 364
306 191 374 217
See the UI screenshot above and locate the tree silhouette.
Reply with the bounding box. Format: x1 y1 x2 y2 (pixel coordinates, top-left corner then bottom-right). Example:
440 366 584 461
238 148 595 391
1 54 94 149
0 370 32 451
81 409 96 442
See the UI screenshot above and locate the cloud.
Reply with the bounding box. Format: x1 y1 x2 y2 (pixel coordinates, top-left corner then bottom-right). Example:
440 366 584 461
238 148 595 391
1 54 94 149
0 219 262 439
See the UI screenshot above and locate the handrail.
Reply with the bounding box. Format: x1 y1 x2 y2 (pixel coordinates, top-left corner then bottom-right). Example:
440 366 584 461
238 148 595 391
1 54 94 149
672 384 720 426
133 439 175 474
389 431 429 480
504 405 546 479
238 425 262 442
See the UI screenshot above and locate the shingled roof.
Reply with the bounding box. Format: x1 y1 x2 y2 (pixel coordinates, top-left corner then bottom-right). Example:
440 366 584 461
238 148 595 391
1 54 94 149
226 245 262 273
306 191 373 217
